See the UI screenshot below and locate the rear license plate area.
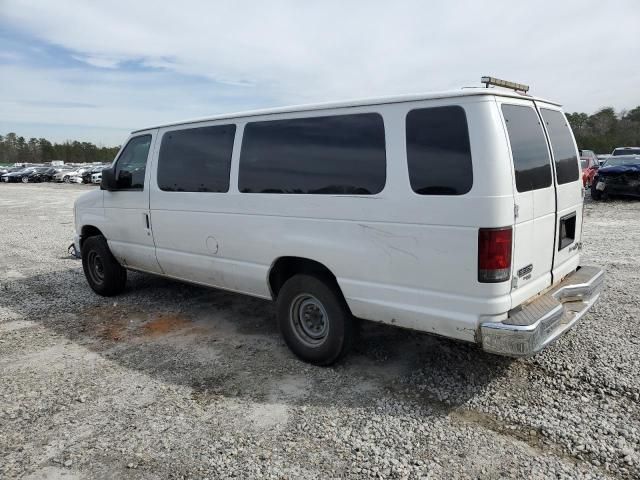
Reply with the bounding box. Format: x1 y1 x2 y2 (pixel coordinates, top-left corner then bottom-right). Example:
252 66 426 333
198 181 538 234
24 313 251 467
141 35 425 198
559 212 576 250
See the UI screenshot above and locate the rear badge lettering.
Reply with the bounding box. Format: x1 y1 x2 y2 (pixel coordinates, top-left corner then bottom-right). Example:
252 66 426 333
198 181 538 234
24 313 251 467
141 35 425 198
517 264 533 278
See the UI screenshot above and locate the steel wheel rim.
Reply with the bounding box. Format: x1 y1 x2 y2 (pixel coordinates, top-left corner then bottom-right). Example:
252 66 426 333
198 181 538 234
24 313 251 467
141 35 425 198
290 294 329 347
87 251 105 285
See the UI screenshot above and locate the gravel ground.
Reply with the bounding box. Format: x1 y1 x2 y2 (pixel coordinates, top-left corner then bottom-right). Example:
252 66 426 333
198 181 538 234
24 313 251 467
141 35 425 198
0 183 638 480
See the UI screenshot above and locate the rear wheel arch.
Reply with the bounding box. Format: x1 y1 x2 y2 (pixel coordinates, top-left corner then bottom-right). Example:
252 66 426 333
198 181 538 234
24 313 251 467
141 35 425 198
268 256 346 302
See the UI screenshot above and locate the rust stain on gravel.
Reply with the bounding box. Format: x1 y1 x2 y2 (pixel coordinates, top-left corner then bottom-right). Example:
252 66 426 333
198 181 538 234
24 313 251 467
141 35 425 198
141 313 192 337
100 319 128 341
82 306 193 341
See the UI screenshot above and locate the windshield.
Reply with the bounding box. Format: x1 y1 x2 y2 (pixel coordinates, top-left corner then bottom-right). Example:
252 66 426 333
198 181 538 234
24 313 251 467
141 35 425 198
603 156 640 167
613 148 640 156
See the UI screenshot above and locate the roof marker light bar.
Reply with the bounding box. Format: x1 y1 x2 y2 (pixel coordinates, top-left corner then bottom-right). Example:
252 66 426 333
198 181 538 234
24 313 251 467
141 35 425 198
481 76 529 94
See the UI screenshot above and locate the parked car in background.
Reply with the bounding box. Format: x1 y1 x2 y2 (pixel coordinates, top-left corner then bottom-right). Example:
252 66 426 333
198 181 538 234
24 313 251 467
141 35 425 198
611 147 640 156
591 155 640 200
52 168 75 183
82 166 107 184
63 167 91 184
579 149 598 166
91 168 105 184
0 166 23 176
1 167 36 183
597 154 611 166
55 168 85 183
580 155 599 188
71 169 89 183
26 167 57 182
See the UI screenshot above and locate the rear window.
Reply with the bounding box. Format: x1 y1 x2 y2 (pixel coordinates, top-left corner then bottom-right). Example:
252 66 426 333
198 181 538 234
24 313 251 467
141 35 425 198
501 105 552 192
158 125 236 192
406 106 473 195
540 109 580 184
239 113 386 194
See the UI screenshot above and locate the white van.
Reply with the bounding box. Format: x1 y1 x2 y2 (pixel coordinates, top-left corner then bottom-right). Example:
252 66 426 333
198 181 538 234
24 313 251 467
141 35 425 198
73 78 603 365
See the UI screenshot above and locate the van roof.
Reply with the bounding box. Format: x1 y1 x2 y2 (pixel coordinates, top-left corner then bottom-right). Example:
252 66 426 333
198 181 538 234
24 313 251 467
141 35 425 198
132 87 561 133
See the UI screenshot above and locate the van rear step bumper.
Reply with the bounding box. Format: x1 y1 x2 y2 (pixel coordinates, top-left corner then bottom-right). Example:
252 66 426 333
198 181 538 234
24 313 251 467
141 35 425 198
480 266 604 357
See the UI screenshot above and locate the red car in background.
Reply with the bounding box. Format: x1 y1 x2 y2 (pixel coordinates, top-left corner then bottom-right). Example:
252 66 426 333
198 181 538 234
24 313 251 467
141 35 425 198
580 152 599 188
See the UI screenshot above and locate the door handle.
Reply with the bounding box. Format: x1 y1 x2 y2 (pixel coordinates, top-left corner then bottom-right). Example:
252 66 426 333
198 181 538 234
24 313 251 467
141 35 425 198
143 213 150 230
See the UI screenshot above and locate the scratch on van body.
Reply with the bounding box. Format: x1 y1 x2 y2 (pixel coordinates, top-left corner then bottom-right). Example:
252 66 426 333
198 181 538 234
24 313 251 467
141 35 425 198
358 223 418 240
358 223 419 260
386 245 418 260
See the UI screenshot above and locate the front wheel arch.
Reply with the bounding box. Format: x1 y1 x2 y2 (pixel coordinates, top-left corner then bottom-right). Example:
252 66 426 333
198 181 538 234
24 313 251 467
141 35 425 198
80 225 105 249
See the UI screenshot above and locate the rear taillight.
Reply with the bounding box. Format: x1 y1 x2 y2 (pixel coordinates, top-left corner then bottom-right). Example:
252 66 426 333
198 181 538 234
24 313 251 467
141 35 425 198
478 227 512 283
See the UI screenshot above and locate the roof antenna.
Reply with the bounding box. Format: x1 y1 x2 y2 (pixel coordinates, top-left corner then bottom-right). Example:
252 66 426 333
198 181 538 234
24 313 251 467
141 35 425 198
481 76 529 94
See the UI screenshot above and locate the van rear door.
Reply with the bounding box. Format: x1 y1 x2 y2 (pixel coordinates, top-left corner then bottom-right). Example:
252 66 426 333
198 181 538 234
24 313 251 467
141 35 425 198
498 98 556 306
535 104 583 281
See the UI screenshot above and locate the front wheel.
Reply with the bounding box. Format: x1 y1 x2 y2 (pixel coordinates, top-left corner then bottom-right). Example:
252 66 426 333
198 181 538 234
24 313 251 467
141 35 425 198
21 176 29 183
81 235 127 296
276 274 354 365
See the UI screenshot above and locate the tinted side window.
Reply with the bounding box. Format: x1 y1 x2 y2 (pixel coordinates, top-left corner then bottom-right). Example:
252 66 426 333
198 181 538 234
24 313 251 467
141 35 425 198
540 109 580 184
239 113 386 194
406 106 473 195
501 105 552 192
115 135 151 190
158 125 236 192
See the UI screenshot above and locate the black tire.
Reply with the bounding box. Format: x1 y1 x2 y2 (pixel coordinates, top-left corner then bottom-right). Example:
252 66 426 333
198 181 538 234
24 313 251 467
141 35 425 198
81 235 127 296
63 176 70 183
276 274 354 365
590 182 603 200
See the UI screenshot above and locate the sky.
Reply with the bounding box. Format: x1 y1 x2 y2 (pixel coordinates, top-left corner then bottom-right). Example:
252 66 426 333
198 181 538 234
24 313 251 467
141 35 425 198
1 0 639 146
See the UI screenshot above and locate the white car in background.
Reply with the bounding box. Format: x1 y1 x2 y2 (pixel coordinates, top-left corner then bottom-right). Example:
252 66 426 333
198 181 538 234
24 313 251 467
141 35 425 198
67 167 92 183
91 168 106 184
52 168 75 182
55 168 86 183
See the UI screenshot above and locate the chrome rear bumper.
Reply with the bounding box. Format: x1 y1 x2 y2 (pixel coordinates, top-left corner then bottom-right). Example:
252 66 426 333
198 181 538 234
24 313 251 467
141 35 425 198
480 266 604 357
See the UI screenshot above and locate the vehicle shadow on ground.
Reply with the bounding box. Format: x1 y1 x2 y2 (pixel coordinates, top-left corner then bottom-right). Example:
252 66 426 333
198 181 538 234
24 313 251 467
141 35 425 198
2 265 513 415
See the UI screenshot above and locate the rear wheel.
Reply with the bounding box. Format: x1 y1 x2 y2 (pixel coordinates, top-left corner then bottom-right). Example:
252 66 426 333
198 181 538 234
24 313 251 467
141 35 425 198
63 176 70 183
81 235 127 296
276 274 354 365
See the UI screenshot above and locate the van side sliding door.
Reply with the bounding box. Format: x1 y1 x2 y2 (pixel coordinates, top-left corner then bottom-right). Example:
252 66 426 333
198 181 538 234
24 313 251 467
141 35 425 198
148 123 244 291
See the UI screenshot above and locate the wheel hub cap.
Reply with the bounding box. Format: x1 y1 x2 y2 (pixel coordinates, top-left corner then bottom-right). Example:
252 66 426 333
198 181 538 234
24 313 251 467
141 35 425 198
290 294 329 346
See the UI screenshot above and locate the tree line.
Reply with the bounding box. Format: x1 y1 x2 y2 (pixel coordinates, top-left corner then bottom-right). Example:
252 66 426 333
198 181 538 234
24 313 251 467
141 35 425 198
0 133 120 164
566 106 640 153
1 106 639 164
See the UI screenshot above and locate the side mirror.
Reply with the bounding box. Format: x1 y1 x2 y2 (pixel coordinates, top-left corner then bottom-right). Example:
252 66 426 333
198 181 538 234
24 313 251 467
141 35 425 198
100 167 118 191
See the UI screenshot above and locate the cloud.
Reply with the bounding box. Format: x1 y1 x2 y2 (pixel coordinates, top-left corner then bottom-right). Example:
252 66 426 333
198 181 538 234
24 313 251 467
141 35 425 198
71 55 122 69
0 0 639 144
